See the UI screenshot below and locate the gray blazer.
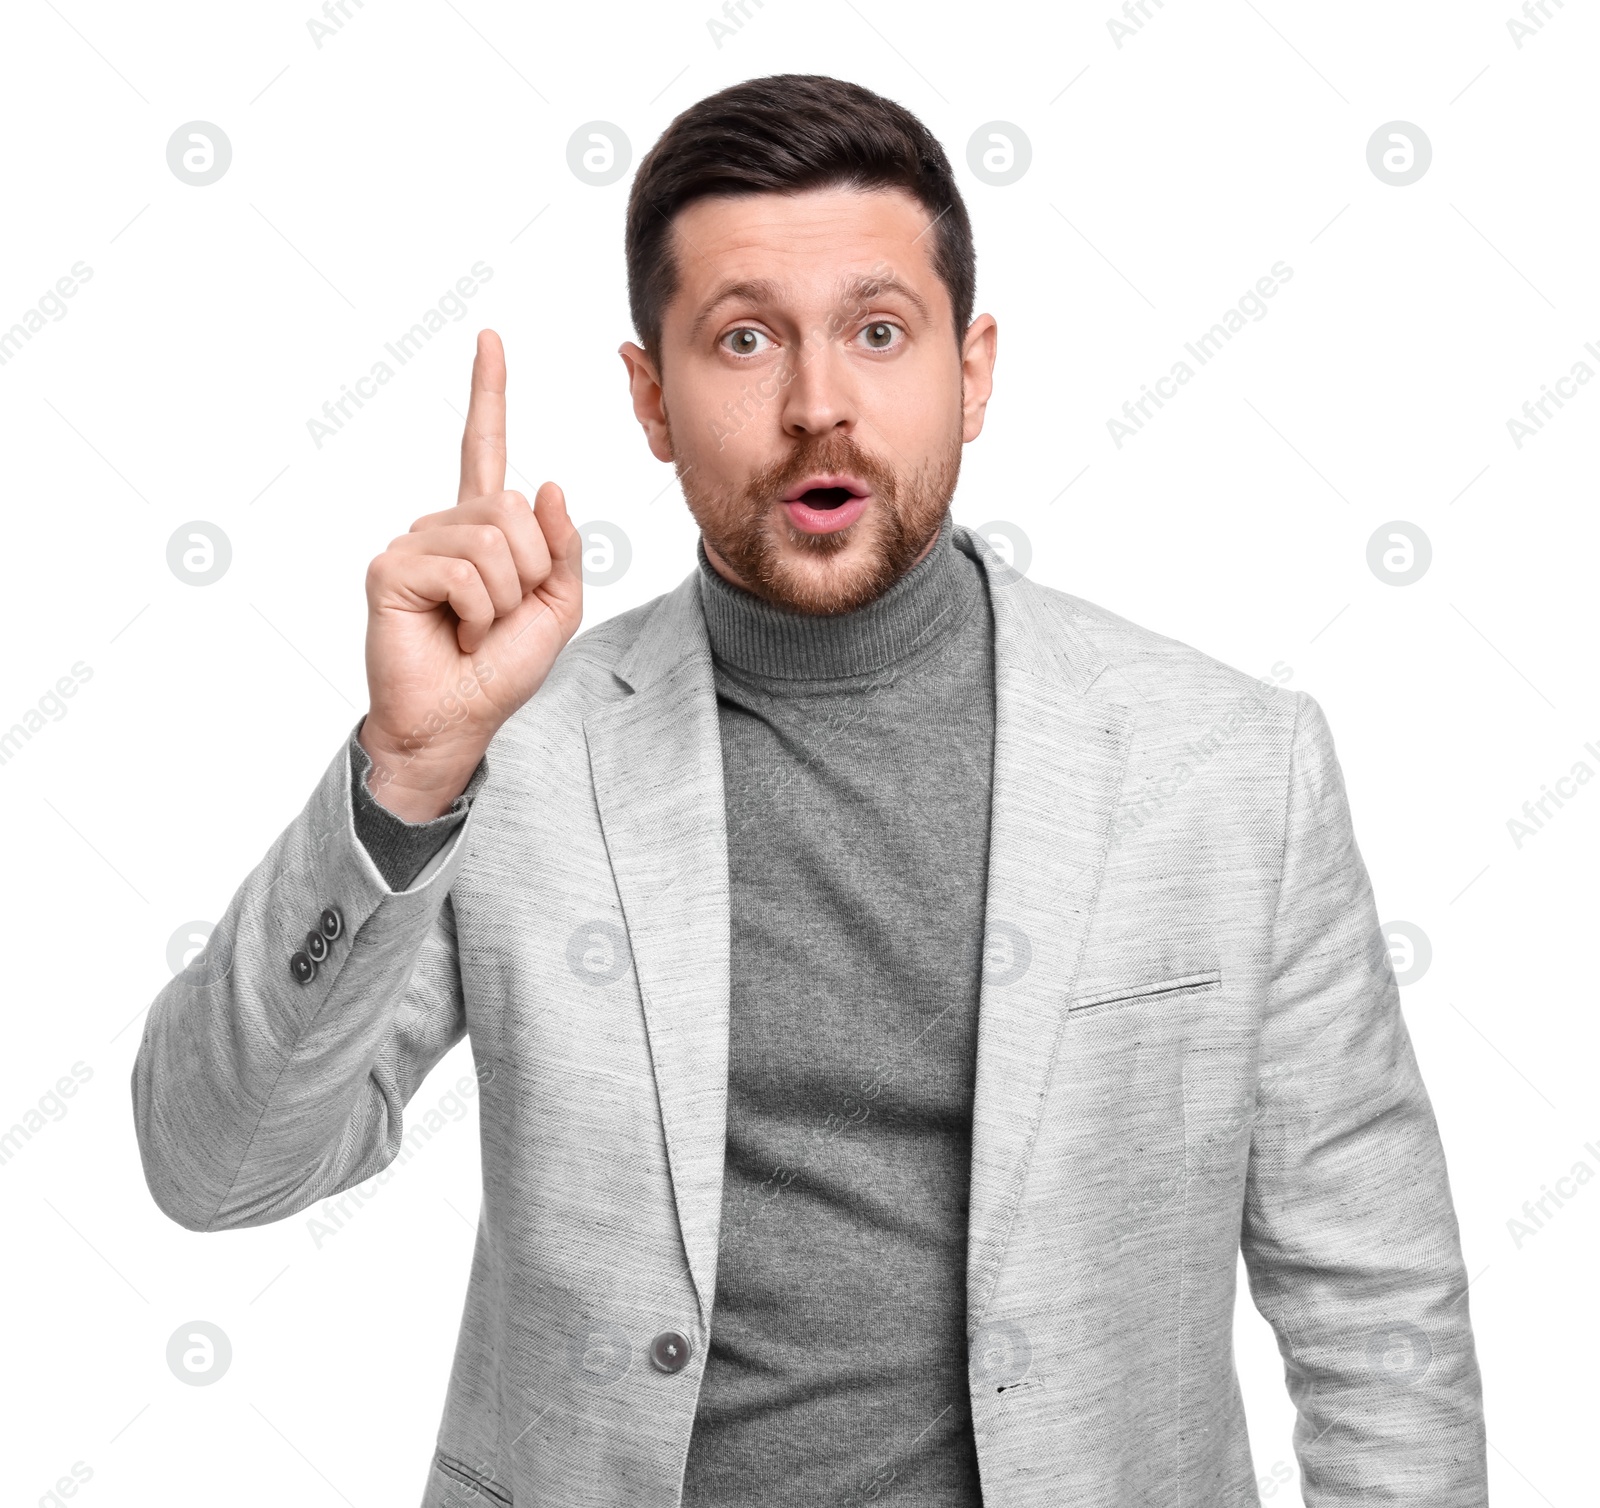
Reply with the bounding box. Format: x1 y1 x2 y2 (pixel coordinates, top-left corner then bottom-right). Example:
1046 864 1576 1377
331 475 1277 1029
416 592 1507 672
131 524 1487 1506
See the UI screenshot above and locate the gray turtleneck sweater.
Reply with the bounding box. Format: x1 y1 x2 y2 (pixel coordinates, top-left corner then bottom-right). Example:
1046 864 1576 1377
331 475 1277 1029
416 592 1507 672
348 509 995 1505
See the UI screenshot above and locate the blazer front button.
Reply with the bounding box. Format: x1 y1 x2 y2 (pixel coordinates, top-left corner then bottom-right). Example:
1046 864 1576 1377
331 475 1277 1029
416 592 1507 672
650 1331 691 1374
289 950 317 986
304 930 329 964
319 905 344 942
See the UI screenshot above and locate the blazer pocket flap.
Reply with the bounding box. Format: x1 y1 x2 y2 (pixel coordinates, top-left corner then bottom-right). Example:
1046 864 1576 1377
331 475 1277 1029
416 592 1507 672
1068 969 1222 1013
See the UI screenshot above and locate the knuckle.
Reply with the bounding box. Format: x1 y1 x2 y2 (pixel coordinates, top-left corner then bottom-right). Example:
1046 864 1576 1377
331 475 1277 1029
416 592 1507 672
483 491 523 529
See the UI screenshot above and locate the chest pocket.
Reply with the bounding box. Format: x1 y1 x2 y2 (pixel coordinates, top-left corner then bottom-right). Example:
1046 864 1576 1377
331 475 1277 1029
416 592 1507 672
1067 968 1222 1018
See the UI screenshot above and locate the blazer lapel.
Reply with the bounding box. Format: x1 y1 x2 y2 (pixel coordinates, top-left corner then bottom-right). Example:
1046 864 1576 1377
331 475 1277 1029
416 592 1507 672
583 573 731 1331
581 528 1134 1346
953 525 1134 1335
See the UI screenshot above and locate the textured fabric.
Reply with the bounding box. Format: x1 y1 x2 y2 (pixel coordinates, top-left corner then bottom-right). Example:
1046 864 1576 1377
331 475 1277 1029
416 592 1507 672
681 508 992 1506
347 727 474 892
131 523 1488 1508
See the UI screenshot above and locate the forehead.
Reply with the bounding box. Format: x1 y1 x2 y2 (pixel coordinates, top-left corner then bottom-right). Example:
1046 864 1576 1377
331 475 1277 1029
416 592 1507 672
663 185 948 323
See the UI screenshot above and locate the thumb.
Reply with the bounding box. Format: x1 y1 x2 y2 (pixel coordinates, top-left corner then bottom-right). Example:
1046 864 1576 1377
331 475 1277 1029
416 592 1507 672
534 481 584 614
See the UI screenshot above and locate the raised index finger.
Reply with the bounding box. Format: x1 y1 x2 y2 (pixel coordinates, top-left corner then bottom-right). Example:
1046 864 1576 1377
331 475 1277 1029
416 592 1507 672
459 328 508 503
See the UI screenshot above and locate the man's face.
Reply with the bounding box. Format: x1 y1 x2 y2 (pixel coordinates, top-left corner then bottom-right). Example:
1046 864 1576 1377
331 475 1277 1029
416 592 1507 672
621 185 997 615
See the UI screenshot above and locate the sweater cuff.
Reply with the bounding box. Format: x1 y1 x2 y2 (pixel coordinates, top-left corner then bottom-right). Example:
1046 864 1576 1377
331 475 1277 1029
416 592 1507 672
347 719 486 892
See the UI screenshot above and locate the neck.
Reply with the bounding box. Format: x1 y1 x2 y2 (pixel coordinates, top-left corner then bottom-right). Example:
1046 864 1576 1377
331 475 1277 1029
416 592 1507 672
695 509 979 683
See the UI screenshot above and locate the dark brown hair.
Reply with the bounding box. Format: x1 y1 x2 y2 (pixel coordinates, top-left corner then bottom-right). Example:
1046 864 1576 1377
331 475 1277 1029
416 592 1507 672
625 74 975 362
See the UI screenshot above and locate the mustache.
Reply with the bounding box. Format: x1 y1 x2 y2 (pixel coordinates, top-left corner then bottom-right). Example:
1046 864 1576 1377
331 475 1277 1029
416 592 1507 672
742 434 898 505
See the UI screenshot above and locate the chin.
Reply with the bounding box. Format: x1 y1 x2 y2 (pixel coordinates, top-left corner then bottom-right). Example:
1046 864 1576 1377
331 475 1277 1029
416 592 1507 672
757 521 904 615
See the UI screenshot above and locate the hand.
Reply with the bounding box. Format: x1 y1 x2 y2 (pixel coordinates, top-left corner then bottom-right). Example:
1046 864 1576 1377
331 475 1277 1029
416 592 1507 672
360 329 583 819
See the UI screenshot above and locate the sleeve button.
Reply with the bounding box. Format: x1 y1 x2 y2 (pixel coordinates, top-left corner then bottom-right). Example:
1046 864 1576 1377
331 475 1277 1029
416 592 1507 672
305 930 329 963
289 951 317 986
319 905 344 942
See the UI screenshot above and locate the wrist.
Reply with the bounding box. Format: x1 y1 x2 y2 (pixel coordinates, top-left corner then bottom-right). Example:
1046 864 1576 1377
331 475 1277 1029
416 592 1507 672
358 720 487 821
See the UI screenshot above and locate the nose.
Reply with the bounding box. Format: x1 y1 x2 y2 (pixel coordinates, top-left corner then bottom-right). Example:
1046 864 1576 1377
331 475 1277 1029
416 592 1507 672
777 339 857 439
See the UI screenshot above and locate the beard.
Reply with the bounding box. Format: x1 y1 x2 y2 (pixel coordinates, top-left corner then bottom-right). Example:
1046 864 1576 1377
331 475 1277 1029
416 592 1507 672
670 422 964 616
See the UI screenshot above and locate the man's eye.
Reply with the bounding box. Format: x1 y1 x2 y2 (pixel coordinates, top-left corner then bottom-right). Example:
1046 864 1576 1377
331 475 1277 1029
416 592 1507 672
721 328 771 356
859 322 901 350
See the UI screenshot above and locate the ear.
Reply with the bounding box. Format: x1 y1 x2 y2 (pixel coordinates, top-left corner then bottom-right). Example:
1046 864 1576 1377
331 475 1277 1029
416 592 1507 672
959 314 998 443
619 341 674 463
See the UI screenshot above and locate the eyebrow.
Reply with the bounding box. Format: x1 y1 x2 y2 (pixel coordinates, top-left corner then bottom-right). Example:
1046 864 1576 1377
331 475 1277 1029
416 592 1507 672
687 271 932 342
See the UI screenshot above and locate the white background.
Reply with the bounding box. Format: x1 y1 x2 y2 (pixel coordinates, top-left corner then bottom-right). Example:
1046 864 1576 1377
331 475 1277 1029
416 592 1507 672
1 0 1595 1503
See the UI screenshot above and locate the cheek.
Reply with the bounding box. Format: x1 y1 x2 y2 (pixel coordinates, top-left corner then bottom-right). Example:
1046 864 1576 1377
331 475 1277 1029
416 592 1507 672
864 378 955 451
698 412 778 487
665 394 749 490
668 364 784 458
863 347 959 422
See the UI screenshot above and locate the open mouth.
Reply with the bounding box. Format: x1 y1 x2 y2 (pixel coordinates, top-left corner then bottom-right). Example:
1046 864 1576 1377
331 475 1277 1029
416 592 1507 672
779 475 872 535
782 474 870 508
797 486 856 509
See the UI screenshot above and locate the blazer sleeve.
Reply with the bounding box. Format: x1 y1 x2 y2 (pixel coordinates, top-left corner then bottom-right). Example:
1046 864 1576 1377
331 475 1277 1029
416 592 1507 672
1239 690 1488 1506
130 719 491 1233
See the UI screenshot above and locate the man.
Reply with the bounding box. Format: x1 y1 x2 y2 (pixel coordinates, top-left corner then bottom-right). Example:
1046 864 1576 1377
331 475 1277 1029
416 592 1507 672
132 74 1487 1507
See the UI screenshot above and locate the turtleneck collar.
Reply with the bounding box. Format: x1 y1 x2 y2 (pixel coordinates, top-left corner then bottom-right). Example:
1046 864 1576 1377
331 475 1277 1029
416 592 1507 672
694 509 980 683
